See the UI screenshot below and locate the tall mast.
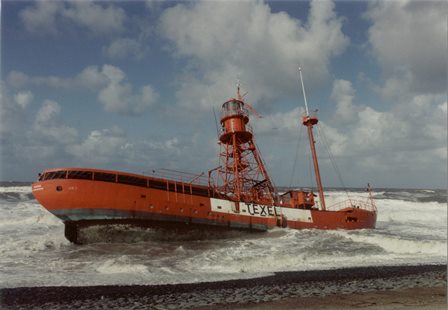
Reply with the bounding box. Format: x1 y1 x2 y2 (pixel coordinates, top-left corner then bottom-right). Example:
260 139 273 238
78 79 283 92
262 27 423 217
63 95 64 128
298 67 326 211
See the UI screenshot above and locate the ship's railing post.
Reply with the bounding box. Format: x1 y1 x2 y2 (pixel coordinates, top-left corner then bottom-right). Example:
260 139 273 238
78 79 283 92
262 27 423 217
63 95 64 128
174 181 178 203
367 183 377 212
181 177 185 203
326 198 376 212
154 168 208 186
166 179 169 201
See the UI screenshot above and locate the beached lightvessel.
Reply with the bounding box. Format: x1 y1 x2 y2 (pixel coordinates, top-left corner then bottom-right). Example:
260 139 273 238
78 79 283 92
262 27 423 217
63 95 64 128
32 69 377 243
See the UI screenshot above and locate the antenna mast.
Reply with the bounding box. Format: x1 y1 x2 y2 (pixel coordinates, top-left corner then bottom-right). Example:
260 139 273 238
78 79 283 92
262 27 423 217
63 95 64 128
299 67 310 116
298 67 326 211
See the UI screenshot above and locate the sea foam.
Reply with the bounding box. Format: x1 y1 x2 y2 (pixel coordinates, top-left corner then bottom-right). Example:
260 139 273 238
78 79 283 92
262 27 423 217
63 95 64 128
0 187 446 288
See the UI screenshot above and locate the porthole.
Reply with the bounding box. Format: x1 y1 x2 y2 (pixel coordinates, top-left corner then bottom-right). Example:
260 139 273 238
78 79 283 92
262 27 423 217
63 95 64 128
56 186 63 191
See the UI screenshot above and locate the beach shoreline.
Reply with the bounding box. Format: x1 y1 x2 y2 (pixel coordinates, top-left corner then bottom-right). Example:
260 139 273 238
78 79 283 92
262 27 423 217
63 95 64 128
201 287 446 310
1 264 446 309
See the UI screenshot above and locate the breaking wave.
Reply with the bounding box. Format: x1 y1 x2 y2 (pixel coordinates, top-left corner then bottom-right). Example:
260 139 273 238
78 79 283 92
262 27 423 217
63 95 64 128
0 186 446 288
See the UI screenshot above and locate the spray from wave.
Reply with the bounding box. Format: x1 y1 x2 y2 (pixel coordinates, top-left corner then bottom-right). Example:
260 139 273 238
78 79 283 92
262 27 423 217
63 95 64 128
0 186 446 288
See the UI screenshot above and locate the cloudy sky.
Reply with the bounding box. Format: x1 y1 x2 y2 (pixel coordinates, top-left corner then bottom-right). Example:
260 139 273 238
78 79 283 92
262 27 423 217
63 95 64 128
1 0 446 189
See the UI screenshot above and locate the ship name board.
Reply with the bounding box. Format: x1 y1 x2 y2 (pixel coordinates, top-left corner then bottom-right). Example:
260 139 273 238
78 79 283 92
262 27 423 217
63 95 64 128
245 203 276 217
210 198 277 218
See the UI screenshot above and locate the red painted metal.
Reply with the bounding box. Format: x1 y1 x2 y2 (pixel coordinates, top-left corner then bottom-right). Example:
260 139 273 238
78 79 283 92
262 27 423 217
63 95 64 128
210 87 276 206
303 115 326 210
31 85 377 244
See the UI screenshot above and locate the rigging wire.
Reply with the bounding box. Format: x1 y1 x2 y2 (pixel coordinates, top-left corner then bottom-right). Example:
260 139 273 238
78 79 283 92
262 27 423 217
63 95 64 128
316 124 351 199
212 106 220 139
252 139 277 191
212 106 223 176
308 141 313 191
288 124 304 188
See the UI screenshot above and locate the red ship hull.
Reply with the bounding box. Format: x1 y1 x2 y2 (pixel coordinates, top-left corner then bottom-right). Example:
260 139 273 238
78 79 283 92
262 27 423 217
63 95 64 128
32 168 377 244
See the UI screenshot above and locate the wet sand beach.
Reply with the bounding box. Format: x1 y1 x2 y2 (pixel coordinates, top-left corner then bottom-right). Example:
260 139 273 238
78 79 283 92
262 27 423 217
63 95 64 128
204 287 446 310
1 264 446 309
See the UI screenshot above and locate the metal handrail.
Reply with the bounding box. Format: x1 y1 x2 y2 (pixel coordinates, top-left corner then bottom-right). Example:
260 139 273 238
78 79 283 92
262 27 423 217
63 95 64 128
325 198 377 212
148 169 209 186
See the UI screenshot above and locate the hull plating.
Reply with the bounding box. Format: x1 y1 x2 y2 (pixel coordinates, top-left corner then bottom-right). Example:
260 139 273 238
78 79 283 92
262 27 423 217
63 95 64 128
32 172 376 243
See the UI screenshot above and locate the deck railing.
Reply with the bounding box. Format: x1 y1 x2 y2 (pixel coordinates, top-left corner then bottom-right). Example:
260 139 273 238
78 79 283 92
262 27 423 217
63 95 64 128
325 198 377 212
148 169 208 187
38 168 211 199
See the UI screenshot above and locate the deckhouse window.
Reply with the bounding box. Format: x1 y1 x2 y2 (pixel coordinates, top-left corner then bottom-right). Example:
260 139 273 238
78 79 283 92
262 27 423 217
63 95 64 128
191 186 209 197
44 170 67 180
94 172 116 183
168 182 176 191
68 171 93 180
148 179 166 190
117 175 147 187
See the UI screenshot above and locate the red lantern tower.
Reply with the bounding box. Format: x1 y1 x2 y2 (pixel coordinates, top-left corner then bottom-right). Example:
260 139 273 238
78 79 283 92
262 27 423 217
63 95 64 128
209 84 276 208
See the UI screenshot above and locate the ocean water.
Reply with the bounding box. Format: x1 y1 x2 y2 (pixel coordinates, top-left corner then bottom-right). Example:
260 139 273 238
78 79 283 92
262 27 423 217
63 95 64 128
0 185 446 288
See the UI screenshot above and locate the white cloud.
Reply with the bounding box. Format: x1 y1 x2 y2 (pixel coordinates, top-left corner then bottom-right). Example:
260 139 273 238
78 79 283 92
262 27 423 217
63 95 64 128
20 0 126 36
350 106 400 151
159 0 349 111
61 2 126 35
147 137 180 153
349 0 448 185
255 81 446 186
19 0 61 34
35 99 60 125
272 0 445 186
254 106 303 135
19 1 151 62
365 0 447 95
6 71 31 88
67 127 127 163
98 78 131 112
77 66 109 89
33 100 78 144
0 83 27 135
145 0 163 11
329 92 445 157
330 80 356 122
66 127 183 169
103 37 145 60
7 98 78 166
14 91 33 110
0 86 71 178
6 65 159 115
140 85 159 106
98 65 159 114
101 65 126 84
7 66 106 90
